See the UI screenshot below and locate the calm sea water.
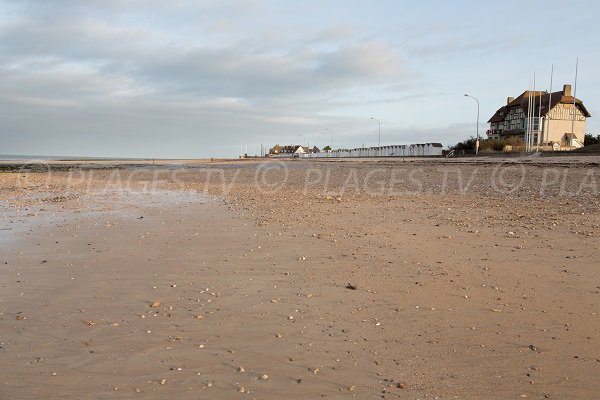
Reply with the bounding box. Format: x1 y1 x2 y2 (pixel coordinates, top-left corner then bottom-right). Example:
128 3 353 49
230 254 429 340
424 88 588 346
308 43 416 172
0 154 150 161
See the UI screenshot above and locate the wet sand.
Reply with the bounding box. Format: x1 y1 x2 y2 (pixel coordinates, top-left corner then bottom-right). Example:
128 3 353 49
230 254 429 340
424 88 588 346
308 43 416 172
1 158 599 399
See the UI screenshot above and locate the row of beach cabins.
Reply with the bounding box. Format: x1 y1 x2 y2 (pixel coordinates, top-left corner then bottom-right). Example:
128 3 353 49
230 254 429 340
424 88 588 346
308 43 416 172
297 143 444 158
269 143 444 158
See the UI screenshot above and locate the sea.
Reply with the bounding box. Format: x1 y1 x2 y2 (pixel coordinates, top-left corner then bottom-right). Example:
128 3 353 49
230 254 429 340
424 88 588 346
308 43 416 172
0 154 150 161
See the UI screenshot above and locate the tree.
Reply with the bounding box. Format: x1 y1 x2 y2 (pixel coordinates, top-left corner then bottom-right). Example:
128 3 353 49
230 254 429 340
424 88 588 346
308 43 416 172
584 133 600 146
322 145 332 151
451 136 523 152
450 137 477 151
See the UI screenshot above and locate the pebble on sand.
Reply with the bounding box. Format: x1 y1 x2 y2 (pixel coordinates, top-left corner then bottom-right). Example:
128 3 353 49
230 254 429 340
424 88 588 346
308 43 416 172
150 301 161 308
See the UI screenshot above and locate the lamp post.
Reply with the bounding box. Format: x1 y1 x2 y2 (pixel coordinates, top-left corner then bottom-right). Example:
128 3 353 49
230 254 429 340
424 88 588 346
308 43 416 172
370 117 381 147
299 134 309 148
464 94 480 155
324 128 333 149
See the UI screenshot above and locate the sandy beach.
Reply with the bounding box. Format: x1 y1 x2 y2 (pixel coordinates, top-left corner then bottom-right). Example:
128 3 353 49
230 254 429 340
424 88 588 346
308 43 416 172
1 157 599 399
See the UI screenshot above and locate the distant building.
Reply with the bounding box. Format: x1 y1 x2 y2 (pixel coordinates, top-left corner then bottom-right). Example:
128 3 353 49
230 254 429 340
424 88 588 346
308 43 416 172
280 145 301 155
487 84 591 149
269 144 283 155
295 146 307 155
270 144 318 157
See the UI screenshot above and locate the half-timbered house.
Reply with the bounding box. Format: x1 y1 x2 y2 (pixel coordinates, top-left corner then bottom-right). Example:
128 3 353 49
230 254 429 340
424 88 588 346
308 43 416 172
487 84 591 149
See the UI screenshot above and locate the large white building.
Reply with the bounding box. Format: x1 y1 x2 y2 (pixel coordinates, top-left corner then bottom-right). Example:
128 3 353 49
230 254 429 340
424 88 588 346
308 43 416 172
487 84 591 149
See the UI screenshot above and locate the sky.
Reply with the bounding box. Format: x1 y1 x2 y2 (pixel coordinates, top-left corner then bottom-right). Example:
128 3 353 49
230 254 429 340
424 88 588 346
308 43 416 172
1 0 599 158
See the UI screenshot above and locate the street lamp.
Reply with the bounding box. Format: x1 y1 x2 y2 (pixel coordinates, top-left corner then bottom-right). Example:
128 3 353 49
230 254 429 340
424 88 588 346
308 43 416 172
299 134 308 148
324 128 333 149
464 94 480 155
370 117 381 147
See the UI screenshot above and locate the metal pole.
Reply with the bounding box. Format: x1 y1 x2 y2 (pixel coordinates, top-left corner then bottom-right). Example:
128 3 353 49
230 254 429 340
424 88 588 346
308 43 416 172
546 64 553 146
464 94 480 155
571 57 579 141
529 72 535 151
476 100 479 154
370 117 381 148
538 82 542 148
525 79 529 151
325 128 333 149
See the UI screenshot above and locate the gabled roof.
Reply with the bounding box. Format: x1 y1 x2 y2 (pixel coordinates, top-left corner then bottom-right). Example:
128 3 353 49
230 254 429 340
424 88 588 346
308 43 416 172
269 144 283 153
488 88 591 123
488 105 507 123
280 145 304 153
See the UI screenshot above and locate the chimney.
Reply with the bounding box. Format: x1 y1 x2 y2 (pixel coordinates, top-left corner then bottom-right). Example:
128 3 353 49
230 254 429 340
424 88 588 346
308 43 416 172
507 96 514 105
563 84 572 97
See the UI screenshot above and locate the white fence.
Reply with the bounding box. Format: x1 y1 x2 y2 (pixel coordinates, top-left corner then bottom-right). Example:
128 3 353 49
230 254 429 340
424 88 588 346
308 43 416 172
300 143 443 158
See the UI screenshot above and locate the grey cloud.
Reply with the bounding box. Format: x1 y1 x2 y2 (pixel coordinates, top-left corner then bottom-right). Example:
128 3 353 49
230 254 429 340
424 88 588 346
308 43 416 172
1 7 410 101
0 1 459 158
129 42 409 100
410 35 519 60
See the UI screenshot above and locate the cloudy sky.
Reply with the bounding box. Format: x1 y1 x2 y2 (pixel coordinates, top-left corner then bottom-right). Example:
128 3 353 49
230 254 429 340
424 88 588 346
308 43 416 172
1 0 598 158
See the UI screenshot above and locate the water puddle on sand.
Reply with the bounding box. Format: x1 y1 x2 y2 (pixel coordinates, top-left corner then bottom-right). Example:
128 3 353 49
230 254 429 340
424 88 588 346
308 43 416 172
0 188 217 250
77 188 217 217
